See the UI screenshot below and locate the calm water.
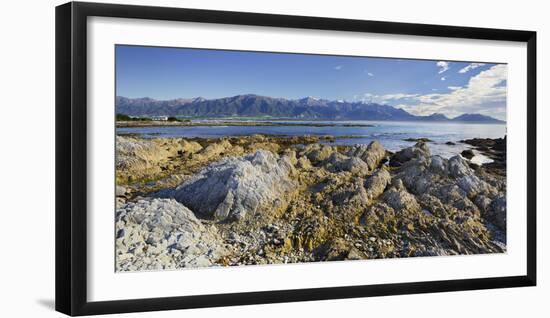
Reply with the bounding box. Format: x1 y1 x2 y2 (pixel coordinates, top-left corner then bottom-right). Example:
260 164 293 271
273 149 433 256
117 120 506 162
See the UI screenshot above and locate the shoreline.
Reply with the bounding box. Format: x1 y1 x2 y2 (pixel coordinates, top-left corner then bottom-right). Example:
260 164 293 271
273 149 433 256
116 119 507 128
115 134 507 271
116 120 375 128
114 134 505 192
460 137 506 175
116 132 498 166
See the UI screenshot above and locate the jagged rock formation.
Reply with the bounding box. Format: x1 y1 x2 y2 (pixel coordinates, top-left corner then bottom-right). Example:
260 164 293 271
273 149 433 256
461 137 507 175
173 150 295 221
116 136 204 184
115 136 507 271
346 140 388 171
115 198 227 271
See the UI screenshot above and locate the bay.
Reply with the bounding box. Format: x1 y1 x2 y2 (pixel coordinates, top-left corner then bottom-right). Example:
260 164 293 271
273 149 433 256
117 120 506 163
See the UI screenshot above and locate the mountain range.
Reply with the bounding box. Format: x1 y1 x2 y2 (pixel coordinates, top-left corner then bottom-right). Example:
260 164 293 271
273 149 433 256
116 94 505 123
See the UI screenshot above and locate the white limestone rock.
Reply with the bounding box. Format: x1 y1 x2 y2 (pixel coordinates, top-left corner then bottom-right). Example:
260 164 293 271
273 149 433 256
173 150 294 221
115 198 227 271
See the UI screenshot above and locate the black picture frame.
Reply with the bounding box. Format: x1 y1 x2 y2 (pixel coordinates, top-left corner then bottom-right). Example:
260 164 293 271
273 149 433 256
55 1 537 316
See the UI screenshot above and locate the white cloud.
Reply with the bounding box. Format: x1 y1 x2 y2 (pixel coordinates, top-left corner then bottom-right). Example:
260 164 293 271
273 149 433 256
334 65 343 70
367 72 374 77
447 86 461 90
358 93 418 104
441 77 446 81
379 93 419 101
397 64 507 119
360 93 376 103
436 61 450 74
458 63 486 74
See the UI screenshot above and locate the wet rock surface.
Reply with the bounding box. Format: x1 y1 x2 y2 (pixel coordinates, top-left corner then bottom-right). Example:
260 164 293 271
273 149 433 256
115 135 507 271
461 149 475 159
461 137 506 175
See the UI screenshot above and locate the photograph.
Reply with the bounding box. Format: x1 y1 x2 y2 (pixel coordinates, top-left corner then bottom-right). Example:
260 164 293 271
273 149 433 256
114 45 507 272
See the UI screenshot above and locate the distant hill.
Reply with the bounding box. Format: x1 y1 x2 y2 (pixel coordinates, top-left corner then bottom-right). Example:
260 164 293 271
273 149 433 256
416 113 450 122
450 113 504 123
116 94 505 123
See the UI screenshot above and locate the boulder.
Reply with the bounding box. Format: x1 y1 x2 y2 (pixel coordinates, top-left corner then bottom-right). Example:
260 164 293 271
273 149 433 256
393 145 497 205
364 168 391 201
326 176 369 208
174 150 294 221
429 155 448 174
347 141 387 171
389 142 430 167
325 152 370 176
116 136 163 174
456 174 489 197
115 198 227 271
461 149 475 160
116 136 214 184
394 156 431 194
301 144 335 163
448 155 473 178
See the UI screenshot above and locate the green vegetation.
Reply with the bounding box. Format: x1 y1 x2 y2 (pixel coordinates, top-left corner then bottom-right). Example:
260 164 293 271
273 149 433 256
116 113 152 122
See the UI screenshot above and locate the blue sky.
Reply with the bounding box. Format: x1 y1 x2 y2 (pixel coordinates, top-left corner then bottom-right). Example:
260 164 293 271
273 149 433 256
116 45 507 120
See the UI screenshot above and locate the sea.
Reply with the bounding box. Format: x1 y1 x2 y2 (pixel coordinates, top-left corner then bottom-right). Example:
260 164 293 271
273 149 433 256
117 120 506 164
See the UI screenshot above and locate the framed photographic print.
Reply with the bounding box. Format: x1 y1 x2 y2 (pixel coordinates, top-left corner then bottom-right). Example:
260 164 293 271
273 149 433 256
55 1 536 316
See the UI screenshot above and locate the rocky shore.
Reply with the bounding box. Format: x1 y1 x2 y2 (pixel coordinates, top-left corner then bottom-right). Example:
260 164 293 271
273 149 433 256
115 134 506 272
461 137 506 175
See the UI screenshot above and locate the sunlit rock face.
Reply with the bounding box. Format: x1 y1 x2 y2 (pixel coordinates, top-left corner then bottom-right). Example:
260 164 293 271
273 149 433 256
174 150 294 221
